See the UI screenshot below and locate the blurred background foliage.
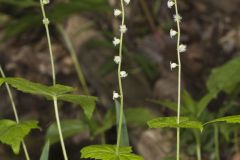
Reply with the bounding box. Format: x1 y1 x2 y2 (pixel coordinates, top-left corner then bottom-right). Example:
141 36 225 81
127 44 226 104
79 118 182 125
1 0 240 160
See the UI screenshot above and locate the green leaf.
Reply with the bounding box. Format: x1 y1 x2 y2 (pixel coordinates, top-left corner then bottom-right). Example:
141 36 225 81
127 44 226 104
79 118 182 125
115 100 129 147
182 90 196 114
147 117 203 131
196 91 217 117
205 115 240 125
91 109 115 137
0 78 3 86
125 107 156 125
149 99 188 114
58 94 98 119
1 77 74 98
0 120 38 154
80 145 143 160
40 140 50 160
46 120 88 144
207 58 240 93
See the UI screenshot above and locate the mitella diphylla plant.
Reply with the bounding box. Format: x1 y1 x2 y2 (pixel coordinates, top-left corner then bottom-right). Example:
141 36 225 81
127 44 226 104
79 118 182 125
80 0 143 159
147 1 202 160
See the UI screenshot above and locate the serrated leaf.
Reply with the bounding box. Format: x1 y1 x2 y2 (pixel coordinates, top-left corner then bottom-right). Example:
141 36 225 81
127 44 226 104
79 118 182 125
80 145 143 160
57 94 98 119
0 120 38 154
40 140 50 160
46 120 88 144
207 58 240 93
147 117 203 131
205 115 240 125
1 78 74 98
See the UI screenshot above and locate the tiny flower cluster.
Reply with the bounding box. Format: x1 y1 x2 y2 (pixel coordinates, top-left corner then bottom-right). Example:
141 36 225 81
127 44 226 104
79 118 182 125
112 0 130 100
167 0 187 71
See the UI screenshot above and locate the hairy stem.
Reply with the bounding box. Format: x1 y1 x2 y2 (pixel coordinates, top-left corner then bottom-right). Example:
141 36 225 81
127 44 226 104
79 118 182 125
0 66 30 160
214 124 220 160
173 0 182 159
39 1 68 159
116 0 126 154
57 24 90 95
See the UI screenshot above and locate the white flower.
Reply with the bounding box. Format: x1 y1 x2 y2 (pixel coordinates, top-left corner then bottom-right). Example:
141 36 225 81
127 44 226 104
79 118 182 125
113 37 120 46
170 29 177 38
120 25 127 33
178 44 187 53
43 0 50 4
113 91 120 100
167 0 175 8
114 56 121 64
42 18 50 25
170 61 178 70
124 0 130 5
114 9 122 17
120 71 128 78
173 14 182 22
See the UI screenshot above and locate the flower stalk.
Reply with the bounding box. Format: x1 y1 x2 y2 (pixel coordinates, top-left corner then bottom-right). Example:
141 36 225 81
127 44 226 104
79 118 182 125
113 0 130 155
168 0 187 159
39 1 68 160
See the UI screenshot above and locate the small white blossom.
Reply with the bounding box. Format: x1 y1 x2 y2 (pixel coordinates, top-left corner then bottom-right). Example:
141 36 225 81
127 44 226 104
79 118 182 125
178 44 187 53
114 9 122 17
42 18 50 25
113 37 120 46
173 14 182 22
124 0 130 5
114 56 121 64
120 71 128 78
120 25 127 33
170 29 177 38
170 61 178 70
113 91 120 100
167 0 175 8
43 0 50 4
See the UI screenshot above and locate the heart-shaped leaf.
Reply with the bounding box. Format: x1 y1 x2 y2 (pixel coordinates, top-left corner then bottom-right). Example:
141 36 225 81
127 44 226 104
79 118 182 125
147 117 203 131
80 145 143 160
0 120 38 154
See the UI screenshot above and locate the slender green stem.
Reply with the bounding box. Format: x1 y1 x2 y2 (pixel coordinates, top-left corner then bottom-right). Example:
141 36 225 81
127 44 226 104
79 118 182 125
56 24 90 95
39 1 68 160
194 131 201 160
116 0 126 155
53 97 68 160
0 66 30 160
39 0 56 85
214 124 220 160
173 0 182 160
